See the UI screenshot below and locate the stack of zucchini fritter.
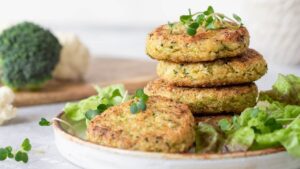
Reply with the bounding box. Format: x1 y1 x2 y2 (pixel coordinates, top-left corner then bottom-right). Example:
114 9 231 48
144 23 267 115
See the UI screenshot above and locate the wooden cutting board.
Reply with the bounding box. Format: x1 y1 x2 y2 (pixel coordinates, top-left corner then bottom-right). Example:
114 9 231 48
13 57 157 107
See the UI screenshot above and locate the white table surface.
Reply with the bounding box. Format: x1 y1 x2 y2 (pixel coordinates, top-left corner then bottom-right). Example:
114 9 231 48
0 63 299 169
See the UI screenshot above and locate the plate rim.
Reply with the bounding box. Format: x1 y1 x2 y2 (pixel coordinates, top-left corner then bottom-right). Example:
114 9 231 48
53 112 285 160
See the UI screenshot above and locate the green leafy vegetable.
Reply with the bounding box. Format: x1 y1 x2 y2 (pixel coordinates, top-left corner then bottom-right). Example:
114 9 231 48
39 118 51 126
137 100 147 111
0 138 31 163
233 14 242 23
85 110 101 120
196 74 300 157
0 146 14 160
277 118 300 157
130 89 149 114
15 151 28 163
224 127 255 152
0 22 61 90
264 117 283 132
5 146 14 158
64 84 129 122
21 138 31 152
64 96 99 121
218 119 231 132
179 6 243 36
130 103 138 114
59 84 130 137
0 148 7 161
259 74 300 105
195 122 223 153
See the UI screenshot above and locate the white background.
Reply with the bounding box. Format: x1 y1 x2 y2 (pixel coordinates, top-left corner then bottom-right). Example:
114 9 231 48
1 0 300 66
0 0 247 60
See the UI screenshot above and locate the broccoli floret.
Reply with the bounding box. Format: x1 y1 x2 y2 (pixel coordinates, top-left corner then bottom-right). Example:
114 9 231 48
0 22 61 90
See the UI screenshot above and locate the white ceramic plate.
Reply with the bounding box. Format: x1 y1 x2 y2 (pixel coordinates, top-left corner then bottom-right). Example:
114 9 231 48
53 113 300 169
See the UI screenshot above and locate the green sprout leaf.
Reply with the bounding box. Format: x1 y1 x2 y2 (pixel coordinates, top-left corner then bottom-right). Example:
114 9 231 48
5 146 14 158
97 104 108 113
135 89 144 98
0 138 31 163
140 94 149 102
137 100 147 111
15 151 28 163
180 15 192 24
189 22 199 29
39 118 51 126
130 103 138 114
0 148 7 161
187 22 199 35
205 20 216 30
195 14 205 24
130 89 149 114
187 27 197 36
168 21 174 28
178 6 243 36
233 14 242 23
204 6 214 15
85 110 101 121
111 89 122 98
21 138 31 152
205 16 215 29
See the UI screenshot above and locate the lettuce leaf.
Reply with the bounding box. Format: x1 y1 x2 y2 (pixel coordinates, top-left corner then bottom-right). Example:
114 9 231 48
278 119 300 157
195 122 223 153
216 99 300 157
224 127 255 152
254 118 300 157
64 84 129 122
64 96 100 121
260 74 300 105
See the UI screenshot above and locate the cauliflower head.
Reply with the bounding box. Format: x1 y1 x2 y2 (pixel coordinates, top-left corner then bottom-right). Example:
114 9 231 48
53 33 90 81
0 86 16 125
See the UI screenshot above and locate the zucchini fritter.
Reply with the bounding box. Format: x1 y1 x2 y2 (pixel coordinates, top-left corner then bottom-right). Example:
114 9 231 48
87 96 195 153
144 79 258 114
157 49 267 87
146 23 249 63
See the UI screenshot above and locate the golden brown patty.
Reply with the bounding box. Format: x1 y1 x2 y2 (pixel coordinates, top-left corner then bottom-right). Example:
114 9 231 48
144 79 258 114
157 49 267 87
146 23 250 63
87 96 195 153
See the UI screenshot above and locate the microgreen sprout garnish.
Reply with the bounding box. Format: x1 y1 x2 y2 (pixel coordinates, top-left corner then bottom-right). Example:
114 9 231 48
21 138 31 152
85 104 108 120
0 138 32 163
168 21 174 28
168 21 175 33
130 89 149 114
39 117 51 126
39 117 73 129
84 88 126 121
179 6 243 36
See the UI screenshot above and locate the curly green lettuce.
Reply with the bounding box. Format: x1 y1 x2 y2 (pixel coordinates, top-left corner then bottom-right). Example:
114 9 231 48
196 74 300 157
259 74 300 105
64 84 129 122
